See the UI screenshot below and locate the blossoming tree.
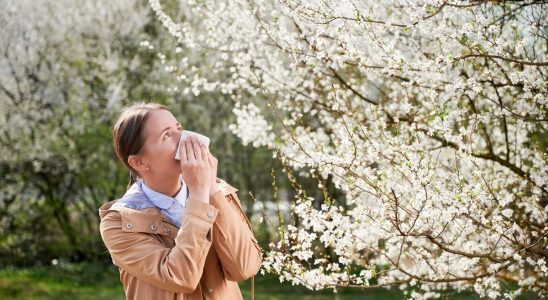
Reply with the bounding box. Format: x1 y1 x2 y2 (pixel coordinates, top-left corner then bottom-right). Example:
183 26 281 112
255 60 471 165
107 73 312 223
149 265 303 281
0 0 161 262
148 0 546 298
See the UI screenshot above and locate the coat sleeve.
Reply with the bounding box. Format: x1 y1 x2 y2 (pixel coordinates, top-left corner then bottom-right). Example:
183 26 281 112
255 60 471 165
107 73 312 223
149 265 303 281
99 197 219 294
209 188 263 282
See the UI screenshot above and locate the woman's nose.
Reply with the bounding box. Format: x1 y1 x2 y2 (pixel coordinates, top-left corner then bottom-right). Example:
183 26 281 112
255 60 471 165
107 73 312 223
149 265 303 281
175 130 183 143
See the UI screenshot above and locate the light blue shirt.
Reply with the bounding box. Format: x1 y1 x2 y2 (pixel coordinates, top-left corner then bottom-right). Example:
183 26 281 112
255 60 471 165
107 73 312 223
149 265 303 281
111 175 189 228
141 175 188 228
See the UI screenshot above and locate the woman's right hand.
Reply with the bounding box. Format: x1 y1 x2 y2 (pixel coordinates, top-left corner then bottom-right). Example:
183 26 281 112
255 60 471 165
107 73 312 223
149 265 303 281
179 135 211 203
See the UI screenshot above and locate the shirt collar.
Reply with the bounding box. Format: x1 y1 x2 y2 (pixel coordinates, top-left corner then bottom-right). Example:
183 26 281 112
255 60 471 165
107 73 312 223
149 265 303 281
140 175 187 210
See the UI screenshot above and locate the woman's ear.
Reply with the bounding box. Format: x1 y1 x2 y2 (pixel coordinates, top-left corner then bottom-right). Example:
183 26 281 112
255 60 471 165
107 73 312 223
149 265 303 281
128 154 148 175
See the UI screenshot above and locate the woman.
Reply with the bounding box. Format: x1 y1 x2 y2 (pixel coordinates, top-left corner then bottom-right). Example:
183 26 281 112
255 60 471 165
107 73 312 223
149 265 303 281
98 102 262 300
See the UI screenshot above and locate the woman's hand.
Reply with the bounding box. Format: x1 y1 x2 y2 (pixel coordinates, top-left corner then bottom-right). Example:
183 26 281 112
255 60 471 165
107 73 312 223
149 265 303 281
204 146 218 196
179 135 211 203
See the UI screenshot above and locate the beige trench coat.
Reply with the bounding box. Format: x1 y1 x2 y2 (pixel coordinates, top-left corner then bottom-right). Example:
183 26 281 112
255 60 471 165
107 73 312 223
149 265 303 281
98 178 263 299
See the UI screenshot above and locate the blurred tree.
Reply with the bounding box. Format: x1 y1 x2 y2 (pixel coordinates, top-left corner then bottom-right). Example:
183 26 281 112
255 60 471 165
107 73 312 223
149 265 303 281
0 0 158 264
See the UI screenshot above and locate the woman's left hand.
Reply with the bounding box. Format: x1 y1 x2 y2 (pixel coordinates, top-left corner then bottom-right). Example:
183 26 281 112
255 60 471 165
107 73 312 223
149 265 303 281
205 146 219 196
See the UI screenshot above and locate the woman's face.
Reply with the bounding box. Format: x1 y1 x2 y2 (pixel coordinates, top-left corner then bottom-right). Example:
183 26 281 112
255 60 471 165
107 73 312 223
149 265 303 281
138 109 183 177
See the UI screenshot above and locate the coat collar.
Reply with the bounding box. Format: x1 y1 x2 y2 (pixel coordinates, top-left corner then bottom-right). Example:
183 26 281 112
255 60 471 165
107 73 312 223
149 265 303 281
98 177 238 234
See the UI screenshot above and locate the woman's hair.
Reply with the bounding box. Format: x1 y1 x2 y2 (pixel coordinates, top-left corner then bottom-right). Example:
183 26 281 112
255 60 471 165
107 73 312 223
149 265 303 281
112 102 168 190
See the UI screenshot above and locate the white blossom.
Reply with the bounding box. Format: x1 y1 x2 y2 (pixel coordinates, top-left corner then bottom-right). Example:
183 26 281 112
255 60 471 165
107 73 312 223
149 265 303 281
149 0 548 297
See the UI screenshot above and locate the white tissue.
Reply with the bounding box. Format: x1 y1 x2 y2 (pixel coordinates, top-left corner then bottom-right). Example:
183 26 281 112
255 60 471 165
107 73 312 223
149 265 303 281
175 130 211 160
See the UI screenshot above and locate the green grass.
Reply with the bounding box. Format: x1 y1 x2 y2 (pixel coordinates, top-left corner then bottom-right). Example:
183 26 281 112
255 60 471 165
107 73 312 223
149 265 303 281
0 262 125 300
0 262 539 300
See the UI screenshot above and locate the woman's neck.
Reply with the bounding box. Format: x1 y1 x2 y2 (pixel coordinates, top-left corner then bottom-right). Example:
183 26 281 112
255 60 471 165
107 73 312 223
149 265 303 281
142 174 182 198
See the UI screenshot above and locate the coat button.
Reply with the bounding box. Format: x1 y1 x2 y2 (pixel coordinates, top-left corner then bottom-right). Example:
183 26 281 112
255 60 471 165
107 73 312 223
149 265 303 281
126 223 133 229
163 227 170 233
207 211 215 218
150 224 157 230
208 288 213 293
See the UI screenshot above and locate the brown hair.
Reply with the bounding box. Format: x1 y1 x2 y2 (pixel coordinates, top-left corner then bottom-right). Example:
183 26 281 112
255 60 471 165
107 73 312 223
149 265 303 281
112 102 168 190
